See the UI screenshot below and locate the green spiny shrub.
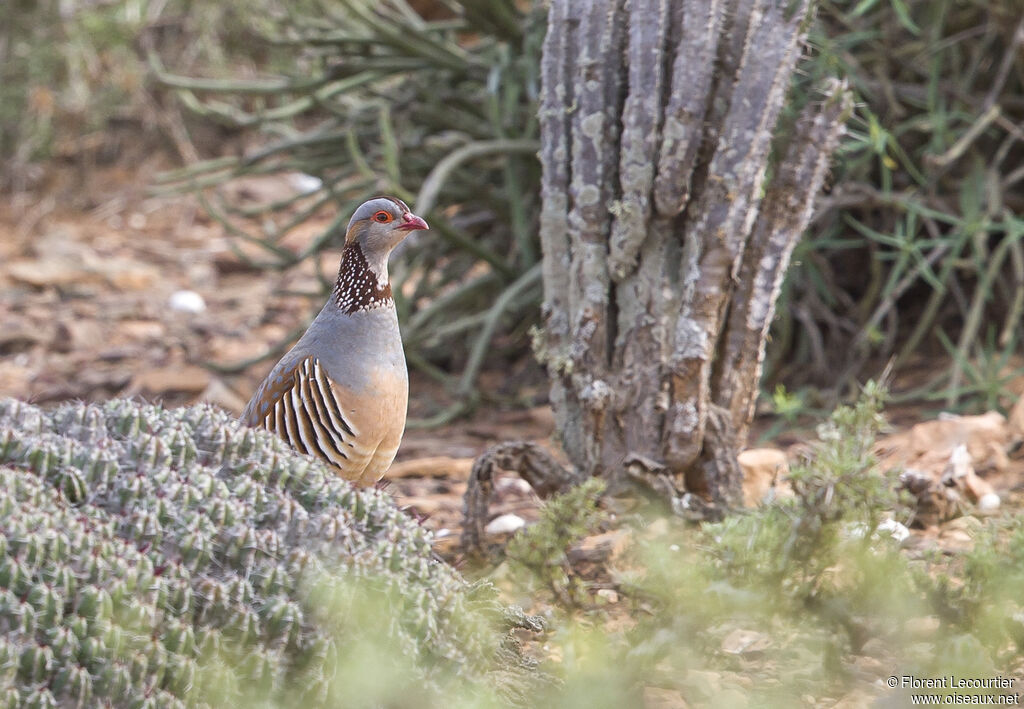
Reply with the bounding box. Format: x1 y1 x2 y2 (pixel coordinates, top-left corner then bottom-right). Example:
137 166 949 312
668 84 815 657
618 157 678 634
584 384 1016 705
503 478 605 608
0 398 541 708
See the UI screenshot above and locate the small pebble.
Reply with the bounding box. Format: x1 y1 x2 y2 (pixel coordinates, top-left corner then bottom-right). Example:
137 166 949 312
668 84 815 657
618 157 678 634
978 492 1000 512
877 518 911 543
485 513 526 535
290 173 323 194
495 477 534 495
169 290 207 314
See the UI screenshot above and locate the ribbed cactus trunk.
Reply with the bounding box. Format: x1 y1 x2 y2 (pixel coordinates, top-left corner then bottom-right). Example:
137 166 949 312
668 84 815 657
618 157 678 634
536 0 851 512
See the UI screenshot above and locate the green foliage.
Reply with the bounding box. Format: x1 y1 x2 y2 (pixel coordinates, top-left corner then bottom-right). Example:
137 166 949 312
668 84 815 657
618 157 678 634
769 384 808 423
1 0 80 176
0 0 288 187
514 386 1022 704
773 0 1024 410
631 381 916 694
0 398 540 707
1 0 151 179
918 516 1024 663
504 478 606 607
709 381 899 608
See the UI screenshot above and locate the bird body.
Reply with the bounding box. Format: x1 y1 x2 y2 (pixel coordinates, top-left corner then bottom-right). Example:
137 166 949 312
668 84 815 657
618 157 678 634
242 197 427 486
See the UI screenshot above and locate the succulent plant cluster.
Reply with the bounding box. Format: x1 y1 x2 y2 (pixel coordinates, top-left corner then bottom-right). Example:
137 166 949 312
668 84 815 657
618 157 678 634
0 398 539 708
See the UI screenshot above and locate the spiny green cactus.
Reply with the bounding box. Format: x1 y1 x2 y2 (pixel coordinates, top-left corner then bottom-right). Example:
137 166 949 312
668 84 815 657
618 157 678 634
0 398 541 708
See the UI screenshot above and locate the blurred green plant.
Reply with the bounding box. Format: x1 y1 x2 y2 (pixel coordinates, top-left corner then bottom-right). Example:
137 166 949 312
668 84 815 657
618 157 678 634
915 513 1024 664
0 397 543 707
515 384 1023 704
0 0 290 189
773 0 1024 411
663 382 909 657
756 383 822 441
770 384 808 423
0 0 137 184
504 478 606 608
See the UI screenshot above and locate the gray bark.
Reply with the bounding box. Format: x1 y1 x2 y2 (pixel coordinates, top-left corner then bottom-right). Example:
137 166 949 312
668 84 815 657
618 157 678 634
537 0 852 511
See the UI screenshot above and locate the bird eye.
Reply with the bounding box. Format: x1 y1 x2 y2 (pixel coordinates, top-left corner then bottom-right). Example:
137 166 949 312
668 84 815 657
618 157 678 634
373 210 392 223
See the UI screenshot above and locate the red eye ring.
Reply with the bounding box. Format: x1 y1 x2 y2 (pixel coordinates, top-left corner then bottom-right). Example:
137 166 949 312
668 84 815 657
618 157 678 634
373 210 393 223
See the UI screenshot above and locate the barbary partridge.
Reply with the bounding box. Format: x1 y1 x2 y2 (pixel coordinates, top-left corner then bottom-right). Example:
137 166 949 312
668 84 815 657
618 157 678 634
242 196 428 486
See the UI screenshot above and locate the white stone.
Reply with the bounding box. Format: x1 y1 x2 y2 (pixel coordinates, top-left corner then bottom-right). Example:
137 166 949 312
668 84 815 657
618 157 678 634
168 290 206 314
721 628 770 655
494 477 534 495
944 443 972 481
847 522 868 540
978 493 1001 512
485 513 526 535
290 173 323 194
846 519 910 543
877 518 911 543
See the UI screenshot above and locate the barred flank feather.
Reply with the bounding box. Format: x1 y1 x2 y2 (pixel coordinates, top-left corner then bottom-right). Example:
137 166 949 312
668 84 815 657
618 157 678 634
259 356 362 472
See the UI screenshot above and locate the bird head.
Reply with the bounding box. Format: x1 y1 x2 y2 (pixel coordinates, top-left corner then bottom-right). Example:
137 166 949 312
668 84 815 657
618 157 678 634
344 196 428 256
